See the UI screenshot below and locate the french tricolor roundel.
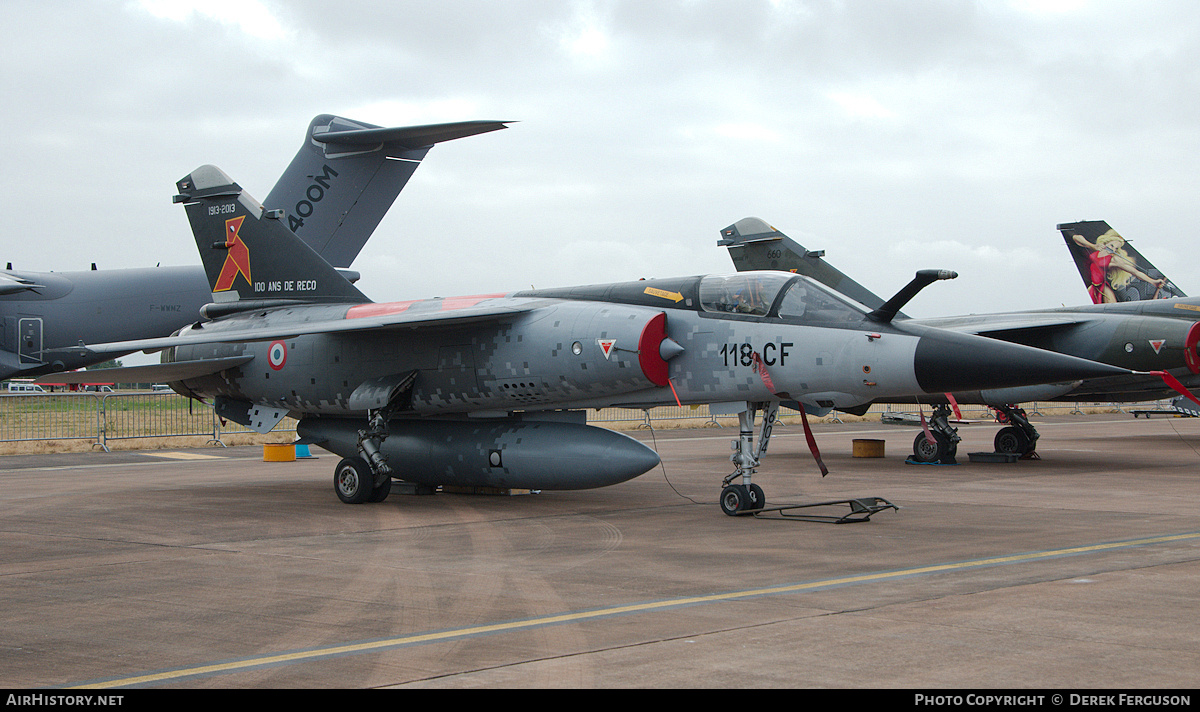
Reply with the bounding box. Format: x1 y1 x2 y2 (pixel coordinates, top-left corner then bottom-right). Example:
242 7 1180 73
268 341 287 371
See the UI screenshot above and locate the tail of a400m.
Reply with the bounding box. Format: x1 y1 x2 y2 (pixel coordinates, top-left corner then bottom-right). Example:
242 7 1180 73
174 165 371 311
264 115 510 269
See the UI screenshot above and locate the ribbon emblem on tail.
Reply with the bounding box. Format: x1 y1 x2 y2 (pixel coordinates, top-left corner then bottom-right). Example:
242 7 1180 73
214 215 252 292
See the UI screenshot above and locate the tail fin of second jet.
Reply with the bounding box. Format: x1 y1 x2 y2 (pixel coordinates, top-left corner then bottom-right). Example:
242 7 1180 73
264 115 510 269
174 165 371 307
719 217 891 312
1058 220 1186 303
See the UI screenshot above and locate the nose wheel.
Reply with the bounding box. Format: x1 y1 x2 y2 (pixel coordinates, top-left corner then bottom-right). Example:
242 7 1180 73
716 402 896 523
720 483 765 516
719 403 777 516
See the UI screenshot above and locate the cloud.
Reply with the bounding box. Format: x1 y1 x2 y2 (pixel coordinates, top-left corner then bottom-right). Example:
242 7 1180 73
827 92 896 120
135 0 291 41
2 0 1199 315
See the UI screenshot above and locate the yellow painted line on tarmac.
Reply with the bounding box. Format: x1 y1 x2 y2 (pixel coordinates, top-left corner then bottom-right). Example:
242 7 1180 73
140 452 227 460
69 530 1200 689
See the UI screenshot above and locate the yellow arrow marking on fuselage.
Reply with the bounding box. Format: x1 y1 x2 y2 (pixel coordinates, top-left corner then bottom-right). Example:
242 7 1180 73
644 287 684 302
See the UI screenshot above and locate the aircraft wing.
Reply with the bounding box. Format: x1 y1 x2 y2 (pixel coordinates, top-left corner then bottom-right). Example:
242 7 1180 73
913 313 1093 337
313 120 511 149
55 300 537 356
35 356 254 385
0 272 45 295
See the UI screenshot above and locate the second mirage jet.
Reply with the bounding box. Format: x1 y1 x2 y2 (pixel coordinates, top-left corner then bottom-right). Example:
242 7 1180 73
721 217 1200 462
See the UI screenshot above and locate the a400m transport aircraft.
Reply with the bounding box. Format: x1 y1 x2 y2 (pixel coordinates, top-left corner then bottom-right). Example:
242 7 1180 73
1 114 507 380
46 166 1151 515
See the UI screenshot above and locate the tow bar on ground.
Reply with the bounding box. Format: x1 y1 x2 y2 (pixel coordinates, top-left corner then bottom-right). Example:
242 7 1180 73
735 496 899 523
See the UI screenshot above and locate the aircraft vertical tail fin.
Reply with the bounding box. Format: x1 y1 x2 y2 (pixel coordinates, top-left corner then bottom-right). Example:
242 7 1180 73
1058 220 1186 304
718 217 891 312
174 165 371 306
264 115 510 269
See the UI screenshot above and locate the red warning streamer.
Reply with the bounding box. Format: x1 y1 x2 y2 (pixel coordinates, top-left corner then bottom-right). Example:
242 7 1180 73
1148 370 1200 408
798 406 830 478
946 392 963 421
667 378 683 407
918 405 936 445
752 351 828 477
750 351 777 394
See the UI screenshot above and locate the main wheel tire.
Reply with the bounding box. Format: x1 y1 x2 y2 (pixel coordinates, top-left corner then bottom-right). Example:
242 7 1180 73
994 426 1031 455
912 431 951 463
720 484 750 516
334 457 374 504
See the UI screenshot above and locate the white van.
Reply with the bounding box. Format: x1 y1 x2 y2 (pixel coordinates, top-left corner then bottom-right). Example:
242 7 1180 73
7 382 46 393
151 384 173 392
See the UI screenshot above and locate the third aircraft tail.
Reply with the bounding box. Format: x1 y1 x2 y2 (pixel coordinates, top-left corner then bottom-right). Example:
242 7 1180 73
1058 220 1186 304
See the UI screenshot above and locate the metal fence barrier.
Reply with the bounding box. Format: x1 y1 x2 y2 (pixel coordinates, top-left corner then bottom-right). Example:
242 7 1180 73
0 392 298 451
0 392 1177 451
0 393 103 444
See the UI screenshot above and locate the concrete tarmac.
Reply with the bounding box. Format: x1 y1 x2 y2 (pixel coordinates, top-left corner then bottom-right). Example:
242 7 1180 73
1 413 1199 689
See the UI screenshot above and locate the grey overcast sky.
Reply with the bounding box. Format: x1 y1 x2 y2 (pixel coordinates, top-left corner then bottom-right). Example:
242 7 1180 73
3 0 1198 318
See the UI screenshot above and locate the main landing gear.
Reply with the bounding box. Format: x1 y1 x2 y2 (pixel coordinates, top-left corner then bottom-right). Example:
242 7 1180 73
333 372 418 504
906 403 1039 463
991 405 1039 458
332 408 397 504
907 404 961 464
334 455 392 504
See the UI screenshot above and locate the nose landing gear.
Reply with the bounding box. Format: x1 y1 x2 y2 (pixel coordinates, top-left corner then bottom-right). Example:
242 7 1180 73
717 401 896 523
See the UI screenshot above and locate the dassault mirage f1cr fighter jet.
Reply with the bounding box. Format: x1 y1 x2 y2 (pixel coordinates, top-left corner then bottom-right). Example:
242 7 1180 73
46 167 1141 515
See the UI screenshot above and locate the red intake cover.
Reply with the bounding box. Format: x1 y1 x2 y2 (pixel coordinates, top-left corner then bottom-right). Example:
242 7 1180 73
637 312 671 387
1186 321 1200 375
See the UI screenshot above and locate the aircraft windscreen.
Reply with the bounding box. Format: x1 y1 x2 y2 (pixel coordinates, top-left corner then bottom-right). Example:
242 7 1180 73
776 278 866 324
699 273 794 316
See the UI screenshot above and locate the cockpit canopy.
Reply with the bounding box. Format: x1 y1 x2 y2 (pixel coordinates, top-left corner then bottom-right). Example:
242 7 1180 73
698 272 789 316
698 271 866 323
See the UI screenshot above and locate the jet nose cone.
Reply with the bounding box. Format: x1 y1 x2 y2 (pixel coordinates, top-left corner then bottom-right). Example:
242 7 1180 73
913 330 1128 393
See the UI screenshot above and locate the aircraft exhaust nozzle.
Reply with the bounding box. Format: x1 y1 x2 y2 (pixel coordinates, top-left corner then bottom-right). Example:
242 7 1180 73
913 329 1129 394
298 417 661 490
